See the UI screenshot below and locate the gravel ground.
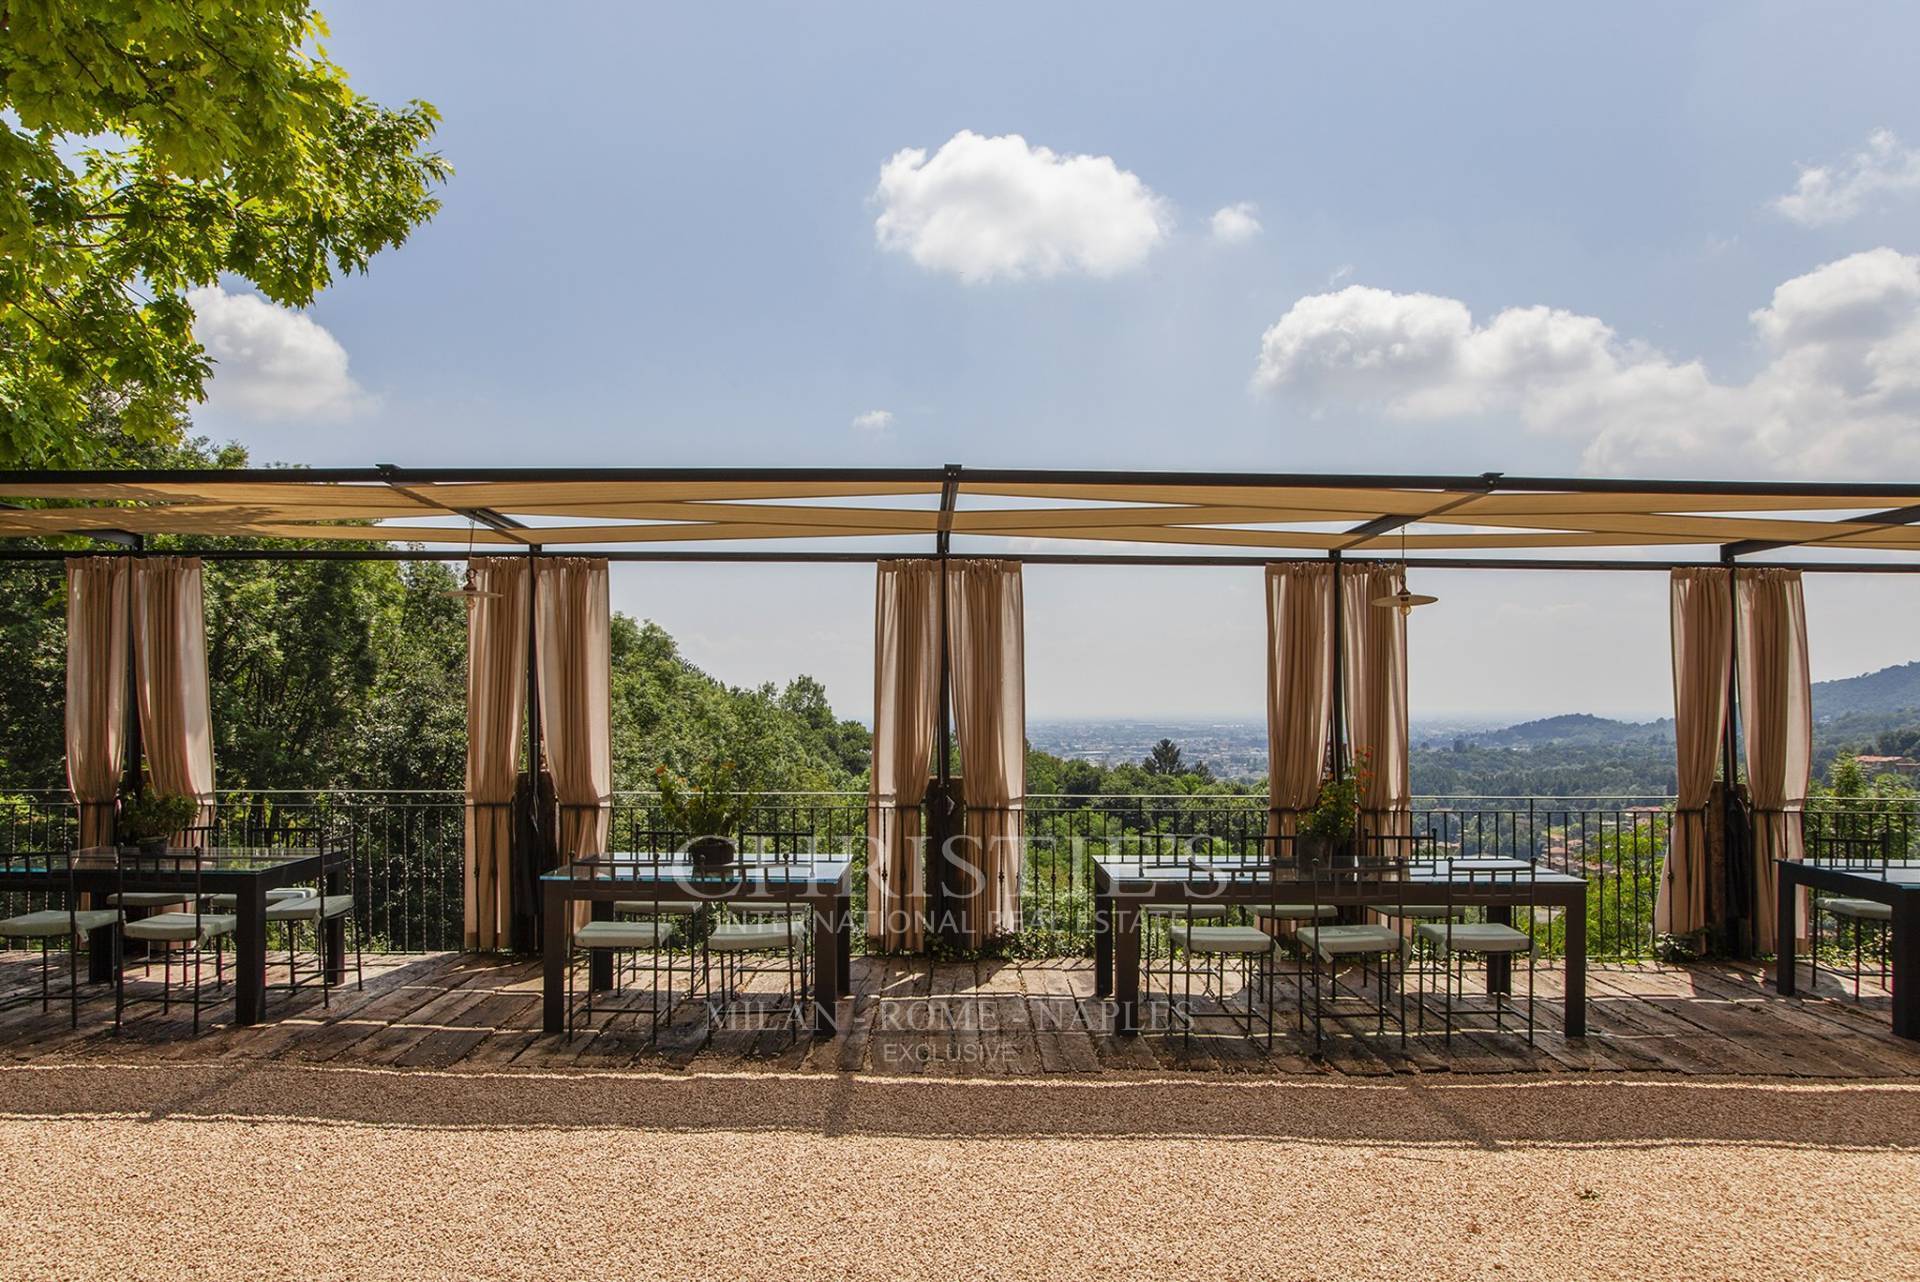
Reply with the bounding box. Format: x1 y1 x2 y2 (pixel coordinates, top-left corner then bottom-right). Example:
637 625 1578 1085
1 1063 1915 1282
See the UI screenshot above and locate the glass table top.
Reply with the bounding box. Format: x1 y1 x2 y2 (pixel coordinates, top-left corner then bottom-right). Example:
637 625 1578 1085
541 854 852 884
0 847 325 875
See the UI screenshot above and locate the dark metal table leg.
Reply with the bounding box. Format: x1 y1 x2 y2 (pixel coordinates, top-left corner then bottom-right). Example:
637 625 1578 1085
836 893 852 998
87 920 116 984
1094 887 1113 998
811 897 839 1037
1891 896 1917 1041
542 886 567 1034
1115 905 1141 1035
323 863 346 984
1487 903 1513 995
1776 870 1800 998
588 896 614 991
1563 886 1587 1038
234 883 268 1026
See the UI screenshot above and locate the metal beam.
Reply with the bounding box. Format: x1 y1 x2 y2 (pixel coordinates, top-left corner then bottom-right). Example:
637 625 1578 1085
7 463 1920 501
1337 472 1502 548
375 464 534 545
10 547 1920 572
1722 501 1920 557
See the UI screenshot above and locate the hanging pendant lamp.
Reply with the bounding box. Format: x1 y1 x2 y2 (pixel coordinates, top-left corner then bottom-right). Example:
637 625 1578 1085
441 520 506 602
1371 526 1438 615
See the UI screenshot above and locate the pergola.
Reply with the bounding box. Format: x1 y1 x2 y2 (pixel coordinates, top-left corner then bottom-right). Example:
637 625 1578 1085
7 464 1920 955
5 464 1920 564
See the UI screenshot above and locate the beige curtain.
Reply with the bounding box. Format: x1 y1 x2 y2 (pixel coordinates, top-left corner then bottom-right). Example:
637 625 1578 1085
536 558 612 867
465 556 528 951
1265 562 1334 851
65 558 129 849
1340 564 1411 845
1739 568 1811 954
946 559 1026 945
868 560 940 951
1656 567 1731 938
130 557 214 832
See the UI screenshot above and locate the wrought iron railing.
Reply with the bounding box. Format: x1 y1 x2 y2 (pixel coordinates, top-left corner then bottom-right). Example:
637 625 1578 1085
10 784 1907 960
1802 795 1920 858
1019 793 1675 958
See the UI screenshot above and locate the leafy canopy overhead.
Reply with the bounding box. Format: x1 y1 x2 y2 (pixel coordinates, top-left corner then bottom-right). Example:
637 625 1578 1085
0 1 448 465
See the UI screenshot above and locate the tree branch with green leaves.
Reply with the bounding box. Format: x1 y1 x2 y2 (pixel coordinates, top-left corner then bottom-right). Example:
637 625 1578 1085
1 0 449 465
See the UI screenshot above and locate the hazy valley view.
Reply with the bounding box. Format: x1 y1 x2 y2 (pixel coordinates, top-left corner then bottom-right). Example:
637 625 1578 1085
1030 659 1920 798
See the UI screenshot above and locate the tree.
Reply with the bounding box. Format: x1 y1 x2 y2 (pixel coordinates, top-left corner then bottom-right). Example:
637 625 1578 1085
1143 738 1185 775
1 1 448 465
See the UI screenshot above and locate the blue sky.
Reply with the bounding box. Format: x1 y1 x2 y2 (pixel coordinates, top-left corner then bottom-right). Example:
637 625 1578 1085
187 2 1920 721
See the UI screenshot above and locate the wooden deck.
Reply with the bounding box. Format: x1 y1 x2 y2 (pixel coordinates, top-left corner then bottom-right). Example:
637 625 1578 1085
3 950 1916 1078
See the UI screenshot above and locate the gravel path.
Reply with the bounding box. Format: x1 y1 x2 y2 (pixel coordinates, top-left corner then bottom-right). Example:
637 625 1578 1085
1 1063 1915 1281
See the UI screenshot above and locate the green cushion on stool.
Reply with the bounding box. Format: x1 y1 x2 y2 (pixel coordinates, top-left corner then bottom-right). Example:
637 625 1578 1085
105 892 196 908
613 899 703 916
576 920 673 949
708 920 805 953
1166 923 1280 955
122 911 237 943
1823 898 1892 923
1296 924 1405 961
1248 903 1336 920
1414 922 1533 955
205 887 312 911
264 894 354 923
0 908 118 939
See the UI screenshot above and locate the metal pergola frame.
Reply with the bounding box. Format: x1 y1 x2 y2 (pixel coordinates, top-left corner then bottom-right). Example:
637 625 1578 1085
9 463 1919 953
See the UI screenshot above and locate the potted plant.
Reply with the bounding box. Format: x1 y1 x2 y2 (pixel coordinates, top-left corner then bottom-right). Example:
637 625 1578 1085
1297 748 1373 863
117 789 200 855
654 759 754 871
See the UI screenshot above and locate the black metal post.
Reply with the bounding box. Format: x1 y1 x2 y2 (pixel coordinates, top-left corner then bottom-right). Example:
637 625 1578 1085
121 537 144 802
1329 551 1347 776
514 544 542 953
1720 552 1751 956
930 463 961 951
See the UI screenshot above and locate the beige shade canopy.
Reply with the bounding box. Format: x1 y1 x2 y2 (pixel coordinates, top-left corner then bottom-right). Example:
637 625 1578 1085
6 468 1920 561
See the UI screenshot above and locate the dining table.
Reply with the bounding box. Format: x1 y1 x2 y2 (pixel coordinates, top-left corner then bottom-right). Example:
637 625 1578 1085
1092 854 1589 1037
0 845 344 1026
1773 858 1918 1040
540 854 855 1036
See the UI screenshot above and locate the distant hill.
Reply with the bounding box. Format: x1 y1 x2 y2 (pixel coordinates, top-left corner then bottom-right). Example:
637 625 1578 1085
1811 660 1920 720
1466 713 1669 750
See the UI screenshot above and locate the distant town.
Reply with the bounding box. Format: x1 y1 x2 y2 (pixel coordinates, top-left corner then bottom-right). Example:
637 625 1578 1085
1028 658 1920 796
1028 717 1520 783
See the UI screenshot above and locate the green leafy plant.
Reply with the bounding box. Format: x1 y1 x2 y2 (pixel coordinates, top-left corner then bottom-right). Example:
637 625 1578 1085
117 789 199 844
654 759 754 844
1300 748 1374 842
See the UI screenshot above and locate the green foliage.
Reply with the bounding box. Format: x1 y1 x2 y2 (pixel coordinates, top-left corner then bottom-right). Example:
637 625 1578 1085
1 1 448 464
653 758 755 840
1142 738 1183 774
116 787 196 841
610 616 868 795
1301 748 1372 842
0 507 870 801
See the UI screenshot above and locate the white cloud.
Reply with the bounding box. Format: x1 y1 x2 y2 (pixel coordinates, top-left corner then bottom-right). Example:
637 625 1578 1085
1209 202 1261 244
851 409 895 432
872 131 1172 283
1252 248 1920 475
187 286 368 420
1774 129 1920 227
